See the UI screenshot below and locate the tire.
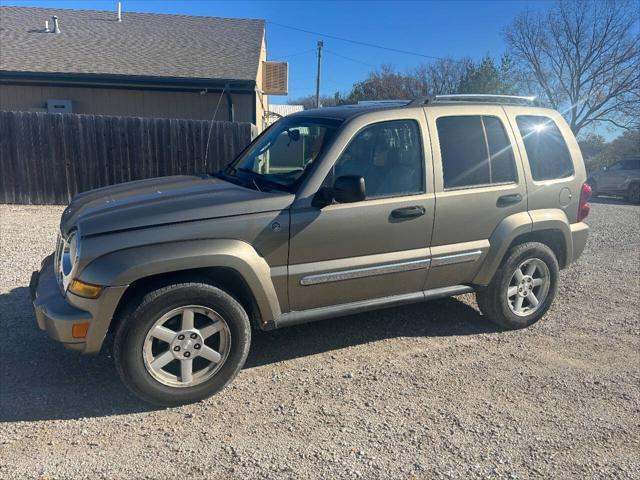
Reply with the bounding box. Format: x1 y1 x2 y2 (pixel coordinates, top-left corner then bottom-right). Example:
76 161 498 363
113 282 251 406
587 178 598 197
628 183 640 204
476 242 559 330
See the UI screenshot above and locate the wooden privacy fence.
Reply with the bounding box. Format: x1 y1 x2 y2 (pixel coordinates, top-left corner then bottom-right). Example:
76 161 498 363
0 111 256 204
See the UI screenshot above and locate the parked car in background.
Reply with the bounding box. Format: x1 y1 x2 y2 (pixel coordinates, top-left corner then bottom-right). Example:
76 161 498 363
30 94 591 406
587 157 640 204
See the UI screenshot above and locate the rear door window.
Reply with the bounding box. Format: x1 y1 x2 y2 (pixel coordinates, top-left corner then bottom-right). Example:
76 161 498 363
437 115 517 189
515 115 574 181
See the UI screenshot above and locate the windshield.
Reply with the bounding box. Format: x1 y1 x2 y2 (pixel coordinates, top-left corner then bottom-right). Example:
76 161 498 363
225 117 341 191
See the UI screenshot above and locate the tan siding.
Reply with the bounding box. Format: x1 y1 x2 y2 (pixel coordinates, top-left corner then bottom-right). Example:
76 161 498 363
255 33 268 131
0 84 255 123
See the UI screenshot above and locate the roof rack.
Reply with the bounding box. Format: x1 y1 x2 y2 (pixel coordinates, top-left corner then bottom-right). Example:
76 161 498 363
407 94 538 107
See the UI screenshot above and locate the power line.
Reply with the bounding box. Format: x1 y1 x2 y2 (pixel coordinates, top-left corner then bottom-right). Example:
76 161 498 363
267 21 444 60
324 49 377 68
270 48 317 60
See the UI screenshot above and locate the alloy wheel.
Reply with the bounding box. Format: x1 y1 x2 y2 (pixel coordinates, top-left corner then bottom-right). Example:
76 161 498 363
506 258 550 317
142 305 231 388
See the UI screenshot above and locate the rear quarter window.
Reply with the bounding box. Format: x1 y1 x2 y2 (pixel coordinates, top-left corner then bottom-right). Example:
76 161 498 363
516 115 574 181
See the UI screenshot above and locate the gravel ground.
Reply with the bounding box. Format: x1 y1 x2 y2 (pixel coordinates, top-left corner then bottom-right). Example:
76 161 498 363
0 199 639 479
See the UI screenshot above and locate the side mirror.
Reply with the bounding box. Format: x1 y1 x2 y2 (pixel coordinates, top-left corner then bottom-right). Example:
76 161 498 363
311 175 366 208
287 129 300 142
333 175 366 203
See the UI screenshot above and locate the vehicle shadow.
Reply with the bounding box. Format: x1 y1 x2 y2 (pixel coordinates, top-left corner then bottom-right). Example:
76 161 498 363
0 285 499 422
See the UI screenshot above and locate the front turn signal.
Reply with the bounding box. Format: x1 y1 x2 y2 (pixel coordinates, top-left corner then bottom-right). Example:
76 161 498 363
72 322 90 338
69 279 103 299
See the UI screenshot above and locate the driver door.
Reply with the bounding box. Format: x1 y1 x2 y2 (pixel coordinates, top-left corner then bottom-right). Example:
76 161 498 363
287 115 434 311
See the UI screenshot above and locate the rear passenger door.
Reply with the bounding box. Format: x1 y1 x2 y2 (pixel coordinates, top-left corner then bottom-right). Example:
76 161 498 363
423 105 526 289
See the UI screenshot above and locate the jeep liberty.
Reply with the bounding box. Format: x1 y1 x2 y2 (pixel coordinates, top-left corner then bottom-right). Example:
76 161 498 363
30 95 591 406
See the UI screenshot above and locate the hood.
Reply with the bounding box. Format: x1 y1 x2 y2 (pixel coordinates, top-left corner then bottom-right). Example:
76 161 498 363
61 175 293 237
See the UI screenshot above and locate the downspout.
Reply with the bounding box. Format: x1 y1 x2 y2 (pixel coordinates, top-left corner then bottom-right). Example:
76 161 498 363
224 84 234 122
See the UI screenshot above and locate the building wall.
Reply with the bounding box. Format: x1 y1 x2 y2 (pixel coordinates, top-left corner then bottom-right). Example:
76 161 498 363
255 33 269 131
0 84 255 123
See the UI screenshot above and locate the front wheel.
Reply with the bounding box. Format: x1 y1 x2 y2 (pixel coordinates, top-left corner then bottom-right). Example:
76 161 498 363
476 242 559 330
113 282 251 406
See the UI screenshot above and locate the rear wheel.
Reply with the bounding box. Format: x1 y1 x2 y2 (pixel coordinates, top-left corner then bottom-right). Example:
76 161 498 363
114 282 251 406
628 183 640 204
476 242 559 329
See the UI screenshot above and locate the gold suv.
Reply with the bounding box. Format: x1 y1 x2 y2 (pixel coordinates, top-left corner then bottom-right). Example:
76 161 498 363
31 95 591 405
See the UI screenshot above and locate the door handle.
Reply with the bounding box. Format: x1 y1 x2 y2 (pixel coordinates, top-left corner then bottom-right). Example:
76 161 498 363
391 206 426 219
496 193 523 207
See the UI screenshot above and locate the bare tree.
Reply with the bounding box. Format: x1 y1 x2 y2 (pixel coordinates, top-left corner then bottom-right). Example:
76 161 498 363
288 94 341 109
505 0 639 135
348 64 420 101
412 57 473 95
345 59 473 102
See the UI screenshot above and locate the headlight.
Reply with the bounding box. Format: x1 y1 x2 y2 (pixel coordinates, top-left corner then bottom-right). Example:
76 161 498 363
68 232 78 269
59 231 80 291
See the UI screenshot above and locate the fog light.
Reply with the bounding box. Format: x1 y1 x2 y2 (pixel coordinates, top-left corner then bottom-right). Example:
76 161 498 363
72 322 90 338
69 279 103 299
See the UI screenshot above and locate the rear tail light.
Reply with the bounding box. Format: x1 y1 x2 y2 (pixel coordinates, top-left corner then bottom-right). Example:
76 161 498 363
578 183 592 222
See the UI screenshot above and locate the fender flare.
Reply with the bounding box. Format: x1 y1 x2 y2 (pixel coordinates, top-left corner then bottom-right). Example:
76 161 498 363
78 239 282 323
528 209 573 266
473 212 531 286
473 209 572 285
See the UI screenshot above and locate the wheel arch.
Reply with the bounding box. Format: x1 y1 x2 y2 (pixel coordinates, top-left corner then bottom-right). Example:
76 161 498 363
78 239 282 346
109 266 264 337
473 209 573 285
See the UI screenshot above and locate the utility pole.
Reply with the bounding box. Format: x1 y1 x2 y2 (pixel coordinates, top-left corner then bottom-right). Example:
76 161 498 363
315 40 324 108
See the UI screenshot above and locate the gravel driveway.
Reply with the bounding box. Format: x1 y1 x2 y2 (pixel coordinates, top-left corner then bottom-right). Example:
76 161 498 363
0 199 638 479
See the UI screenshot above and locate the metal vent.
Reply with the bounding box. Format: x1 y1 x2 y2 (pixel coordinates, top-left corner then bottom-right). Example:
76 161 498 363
47 99 73 113
262 61 288 95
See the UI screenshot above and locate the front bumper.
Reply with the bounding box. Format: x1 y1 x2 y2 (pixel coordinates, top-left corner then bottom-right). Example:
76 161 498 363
30 254 127 354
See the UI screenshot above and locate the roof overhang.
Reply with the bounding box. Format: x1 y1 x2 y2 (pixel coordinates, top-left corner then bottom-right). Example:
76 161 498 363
0 71 256 93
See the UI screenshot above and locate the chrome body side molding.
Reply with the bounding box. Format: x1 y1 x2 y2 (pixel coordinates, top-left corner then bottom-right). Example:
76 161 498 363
269 285 475 329
431 250 483 267
299 258 431 286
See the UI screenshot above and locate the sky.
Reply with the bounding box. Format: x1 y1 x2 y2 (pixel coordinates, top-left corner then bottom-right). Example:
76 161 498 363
2 0 550 103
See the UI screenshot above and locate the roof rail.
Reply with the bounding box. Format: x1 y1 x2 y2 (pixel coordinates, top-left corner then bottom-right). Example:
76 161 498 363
406 96 434 106
407 94 538 106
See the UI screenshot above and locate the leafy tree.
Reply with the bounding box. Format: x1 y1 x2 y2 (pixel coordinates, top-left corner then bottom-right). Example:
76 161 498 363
457 54 517 94
578 133 606 161
504 0 640 135
587 130 640 171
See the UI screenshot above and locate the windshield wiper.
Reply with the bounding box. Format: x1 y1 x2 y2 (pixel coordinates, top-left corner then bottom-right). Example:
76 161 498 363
236 168 290 192
212 169 256 190
219 166 288 193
